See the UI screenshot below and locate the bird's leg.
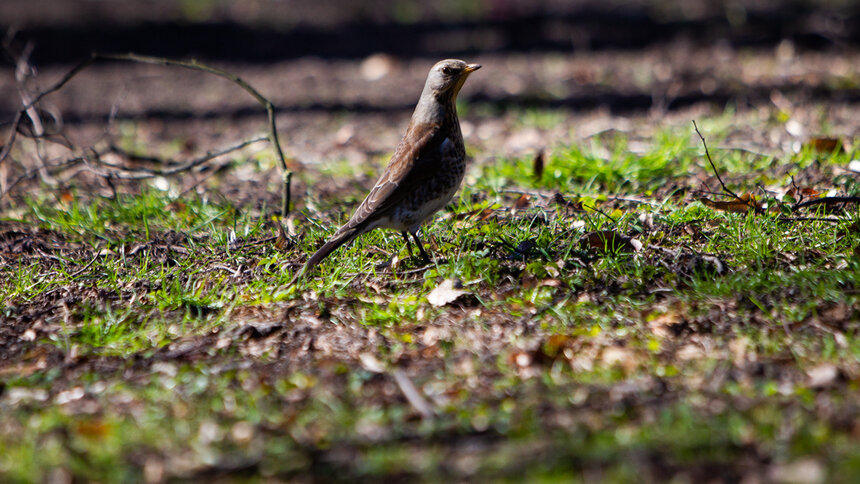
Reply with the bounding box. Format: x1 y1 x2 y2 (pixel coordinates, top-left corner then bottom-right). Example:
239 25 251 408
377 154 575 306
400 231 414 258
410 231 431 264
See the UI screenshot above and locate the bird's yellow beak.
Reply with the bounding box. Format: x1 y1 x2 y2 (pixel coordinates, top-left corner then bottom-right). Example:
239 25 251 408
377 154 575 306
464 64 481 73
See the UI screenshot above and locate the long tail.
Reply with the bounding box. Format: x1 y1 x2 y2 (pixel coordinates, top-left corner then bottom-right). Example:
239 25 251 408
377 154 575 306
287 227 360 287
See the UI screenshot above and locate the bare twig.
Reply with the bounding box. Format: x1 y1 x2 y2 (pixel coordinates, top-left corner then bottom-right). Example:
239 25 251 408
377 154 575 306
692 120 738 199
693 120 763 213
174 160 234 198
1 51 294 214
0 110 23 167
68 253 101 278
793 196 860 211
777 216 848 223
0 156 85 199
500 189 660 207
582 204 617 225
95 136 266 177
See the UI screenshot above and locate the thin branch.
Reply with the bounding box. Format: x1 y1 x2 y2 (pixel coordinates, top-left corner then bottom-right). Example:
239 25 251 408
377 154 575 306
96 136 266 177
20 54 98 110
582 204 616 225
0 110 23 169
692 120 740 201
0 156 86 199
68 252 101 278
777 216 848 223
93 53 293 215
2 51 294 214
499 189 660 207
793 196 860 211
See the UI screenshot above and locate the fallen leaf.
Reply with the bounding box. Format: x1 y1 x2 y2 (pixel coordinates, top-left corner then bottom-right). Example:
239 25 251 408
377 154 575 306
477 208 496 220
785 186 821 199
580 230 637 253
166 201 186 212
806 136 843 153
699 193 761 213
427 279 468 307
513 193 530 209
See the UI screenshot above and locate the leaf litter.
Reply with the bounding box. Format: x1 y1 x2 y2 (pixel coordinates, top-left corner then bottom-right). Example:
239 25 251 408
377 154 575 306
1 45 860 483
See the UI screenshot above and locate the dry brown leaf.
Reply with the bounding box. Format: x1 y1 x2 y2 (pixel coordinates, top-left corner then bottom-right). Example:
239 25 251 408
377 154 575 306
166 201 186 212
427 279 468 307
478 208 496 220
451 207 497 221
806 136 843 153
699 193 761 213
580 230 637 253
513 193 530 209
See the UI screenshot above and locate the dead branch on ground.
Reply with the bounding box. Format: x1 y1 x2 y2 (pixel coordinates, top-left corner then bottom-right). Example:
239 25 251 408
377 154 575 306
693 120 860 217
0 49 294 215
692 120 762 213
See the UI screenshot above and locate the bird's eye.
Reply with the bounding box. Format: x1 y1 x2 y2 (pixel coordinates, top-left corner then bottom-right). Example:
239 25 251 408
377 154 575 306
441 66 452 75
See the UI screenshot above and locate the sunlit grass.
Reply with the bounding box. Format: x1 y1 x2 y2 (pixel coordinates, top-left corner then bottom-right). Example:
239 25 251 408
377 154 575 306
2 116 860 481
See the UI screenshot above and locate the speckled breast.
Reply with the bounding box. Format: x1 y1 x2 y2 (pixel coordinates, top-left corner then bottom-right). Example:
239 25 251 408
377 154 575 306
393 130 466 231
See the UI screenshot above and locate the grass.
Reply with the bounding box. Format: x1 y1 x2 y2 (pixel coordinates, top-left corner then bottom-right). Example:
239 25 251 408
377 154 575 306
1 120 860 482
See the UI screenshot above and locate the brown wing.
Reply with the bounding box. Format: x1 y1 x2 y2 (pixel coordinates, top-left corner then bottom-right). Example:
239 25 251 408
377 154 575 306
338 121 444 233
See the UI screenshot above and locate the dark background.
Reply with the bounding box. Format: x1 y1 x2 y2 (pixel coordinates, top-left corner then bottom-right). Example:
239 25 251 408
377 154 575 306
2 0 858 172
4 0 858 65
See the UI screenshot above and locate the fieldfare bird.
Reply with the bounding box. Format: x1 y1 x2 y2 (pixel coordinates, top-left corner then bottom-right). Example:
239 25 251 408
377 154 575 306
291 59 480 282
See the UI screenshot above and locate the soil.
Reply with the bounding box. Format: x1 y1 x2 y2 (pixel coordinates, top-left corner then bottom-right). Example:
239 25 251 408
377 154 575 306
2 0 860 481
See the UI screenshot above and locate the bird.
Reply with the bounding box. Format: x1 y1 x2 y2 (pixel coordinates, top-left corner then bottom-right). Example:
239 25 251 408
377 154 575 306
289 59 481 284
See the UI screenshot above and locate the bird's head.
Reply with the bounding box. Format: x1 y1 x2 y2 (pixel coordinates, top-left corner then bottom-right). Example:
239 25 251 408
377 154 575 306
424 59 481 102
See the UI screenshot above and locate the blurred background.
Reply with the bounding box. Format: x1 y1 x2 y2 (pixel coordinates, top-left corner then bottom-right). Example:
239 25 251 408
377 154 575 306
1 0 858 173
4 0 859 61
